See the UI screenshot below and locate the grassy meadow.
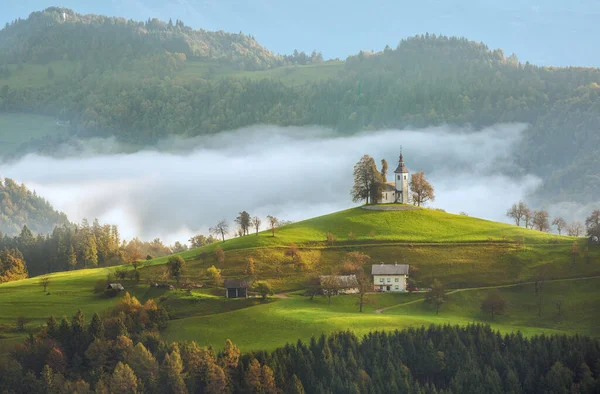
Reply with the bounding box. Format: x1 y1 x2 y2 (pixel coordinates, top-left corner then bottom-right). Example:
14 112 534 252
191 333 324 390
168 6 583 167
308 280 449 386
0 206 598 355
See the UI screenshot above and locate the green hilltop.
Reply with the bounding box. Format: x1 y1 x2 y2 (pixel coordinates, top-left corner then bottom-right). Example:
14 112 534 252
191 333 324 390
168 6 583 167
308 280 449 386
1 206 598 353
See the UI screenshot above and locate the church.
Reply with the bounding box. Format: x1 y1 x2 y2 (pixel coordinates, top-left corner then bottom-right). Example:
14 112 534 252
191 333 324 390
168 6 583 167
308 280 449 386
379 152 409 204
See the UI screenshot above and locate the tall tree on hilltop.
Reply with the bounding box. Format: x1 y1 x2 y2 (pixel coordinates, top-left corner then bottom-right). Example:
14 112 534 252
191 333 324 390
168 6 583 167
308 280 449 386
210 220 229 242
507 201 528 226
533 210 550 232
235 211 251 236
552 217 567 235
409 172 435 207
167 255 185 288
251 216 261 235
266 216 279 237
351 155 383 204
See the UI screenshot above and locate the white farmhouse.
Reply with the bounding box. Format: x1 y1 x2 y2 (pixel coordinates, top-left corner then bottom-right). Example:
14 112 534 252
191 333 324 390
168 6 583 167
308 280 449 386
379 152 409 204
371 263 409 292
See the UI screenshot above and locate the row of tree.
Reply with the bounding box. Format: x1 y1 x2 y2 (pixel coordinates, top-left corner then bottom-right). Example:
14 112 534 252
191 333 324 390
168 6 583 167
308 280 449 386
351 154 435 206
507 201 600 237
3 303 599 394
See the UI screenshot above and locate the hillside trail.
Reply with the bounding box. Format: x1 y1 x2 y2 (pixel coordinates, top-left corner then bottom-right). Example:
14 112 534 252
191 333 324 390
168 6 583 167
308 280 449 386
373 275 600 314
275 292 291 299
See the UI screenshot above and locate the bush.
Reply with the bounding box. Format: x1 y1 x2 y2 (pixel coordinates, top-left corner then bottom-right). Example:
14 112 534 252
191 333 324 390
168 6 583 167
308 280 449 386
16 316 27 332
253 281 274 300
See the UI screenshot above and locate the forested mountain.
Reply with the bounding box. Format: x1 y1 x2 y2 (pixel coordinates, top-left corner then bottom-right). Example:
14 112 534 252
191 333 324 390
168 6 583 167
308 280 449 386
1 10 599 204
0 178 69 236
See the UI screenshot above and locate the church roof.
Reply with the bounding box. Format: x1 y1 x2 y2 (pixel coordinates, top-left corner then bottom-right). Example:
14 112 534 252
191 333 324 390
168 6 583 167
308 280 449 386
394 153 408 174
382 183 395 191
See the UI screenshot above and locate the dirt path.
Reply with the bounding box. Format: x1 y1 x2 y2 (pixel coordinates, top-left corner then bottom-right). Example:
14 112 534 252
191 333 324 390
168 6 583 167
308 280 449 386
275 292 291 299
374 275 600 315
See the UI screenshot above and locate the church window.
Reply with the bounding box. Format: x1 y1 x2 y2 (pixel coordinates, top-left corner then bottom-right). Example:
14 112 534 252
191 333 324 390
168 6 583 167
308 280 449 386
404 175 407 180
397 175 400 180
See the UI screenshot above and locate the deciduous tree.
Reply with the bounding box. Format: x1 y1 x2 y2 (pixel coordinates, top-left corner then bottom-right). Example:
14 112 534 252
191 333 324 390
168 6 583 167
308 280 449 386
266 216 279 237
506 201 528 226
235 211 251 236
532 210 550 232
251 216 261 235
351 155 383 204
551 217 567 235
480 290 507 319
567 221 584 237
425 279 446 314
585 209 600 238
167 255 185 288
210 220 229 242
207 265 222 287
410 172 435 207
253 281 273 300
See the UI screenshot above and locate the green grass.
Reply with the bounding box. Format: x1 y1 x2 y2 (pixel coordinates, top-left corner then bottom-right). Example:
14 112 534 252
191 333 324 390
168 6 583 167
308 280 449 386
0 113 62 155
164 278 597 352
1 61 72 89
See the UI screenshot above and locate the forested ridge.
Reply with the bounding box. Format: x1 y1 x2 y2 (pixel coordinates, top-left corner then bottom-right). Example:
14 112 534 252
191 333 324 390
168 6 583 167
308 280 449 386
1 10 600 203
0 177 68 236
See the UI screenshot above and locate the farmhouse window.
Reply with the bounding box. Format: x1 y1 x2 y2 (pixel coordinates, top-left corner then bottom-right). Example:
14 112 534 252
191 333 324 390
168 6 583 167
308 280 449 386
395 285 399 289
380 278 384 283
395 278 399 282
387 278 391 283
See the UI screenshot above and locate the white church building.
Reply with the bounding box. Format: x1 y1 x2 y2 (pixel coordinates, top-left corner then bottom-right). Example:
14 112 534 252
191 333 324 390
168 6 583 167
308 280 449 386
379 152 409 204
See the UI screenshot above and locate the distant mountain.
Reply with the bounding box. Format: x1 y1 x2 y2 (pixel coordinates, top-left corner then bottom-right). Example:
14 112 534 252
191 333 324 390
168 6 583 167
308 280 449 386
0 7 284 70
3 1 600 67
0 178 69 236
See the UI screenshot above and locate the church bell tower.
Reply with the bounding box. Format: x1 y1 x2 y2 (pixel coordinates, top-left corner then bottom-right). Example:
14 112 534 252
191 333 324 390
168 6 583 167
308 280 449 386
394 150 409 203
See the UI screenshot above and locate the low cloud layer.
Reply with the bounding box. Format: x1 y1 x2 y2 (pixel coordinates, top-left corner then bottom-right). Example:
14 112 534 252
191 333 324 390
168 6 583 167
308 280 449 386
2 124 542 243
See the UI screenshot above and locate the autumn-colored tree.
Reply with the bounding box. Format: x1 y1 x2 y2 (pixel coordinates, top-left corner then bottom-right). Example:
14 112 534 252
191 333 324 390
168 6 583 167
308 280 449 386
380 159 388 183
128 343 158 392
409 172 435 207
160 349 188 394
351 154 383 204
585 209 600 238
214 246 225 264
207 265 222 287
320 276 340 304
109 362 138 394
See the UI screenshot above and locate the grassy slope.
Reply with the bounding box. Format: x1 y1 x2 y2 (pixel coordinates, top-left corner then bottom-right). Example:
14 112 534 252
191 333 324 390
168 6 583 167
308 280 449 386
0 207 598 353
164 278 600 352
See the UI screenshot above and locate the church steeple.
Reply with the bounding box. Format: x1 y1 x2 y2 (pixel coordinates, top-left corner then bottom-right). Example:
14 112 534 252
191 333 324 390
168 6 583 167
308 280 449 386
393 148 409 203
394 150 408 174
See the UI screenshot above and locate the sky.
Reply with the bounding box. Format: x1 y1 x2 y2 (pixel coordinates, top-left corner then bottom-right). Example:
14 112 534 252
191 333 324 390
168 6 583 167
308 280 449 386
1 124 545 244
2 0 600 66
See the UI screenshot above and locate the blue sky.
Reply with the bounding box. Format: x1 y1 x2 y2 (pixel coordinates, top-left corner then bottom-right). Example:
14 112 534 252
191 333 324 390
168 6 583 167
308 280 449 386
3 0 599 66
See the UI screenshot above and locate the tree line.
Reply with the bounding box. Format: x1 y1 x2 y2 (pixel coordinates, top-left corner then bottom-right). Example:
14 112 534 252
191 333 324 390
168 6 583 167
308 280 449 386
507 201 600 238
2 301 599 394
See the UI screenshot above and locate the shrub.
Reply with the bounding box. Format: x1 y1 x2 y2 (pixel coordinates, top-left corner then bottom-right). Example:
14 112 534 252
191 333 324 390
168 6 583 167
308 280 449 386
326 233 337 245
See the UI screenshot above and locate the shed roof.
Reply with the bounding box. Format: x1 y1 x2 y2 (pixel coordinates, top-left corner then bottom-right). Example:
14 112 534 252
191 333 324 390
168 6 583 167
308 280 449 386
319 275 358 288
107 283 125 290
224 279 250 288
371 263 409 275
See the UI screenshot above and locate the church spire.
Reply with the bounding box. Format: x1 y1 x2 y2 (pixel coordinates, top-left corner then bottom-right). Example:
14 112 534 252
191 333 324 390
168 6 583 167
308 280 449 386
394 148 408 174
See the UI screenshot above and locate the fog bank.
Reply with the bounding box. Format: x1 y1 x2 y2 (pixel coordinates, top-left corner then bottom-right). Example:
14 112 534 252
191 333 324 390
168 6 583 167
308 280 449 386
2 124 542 243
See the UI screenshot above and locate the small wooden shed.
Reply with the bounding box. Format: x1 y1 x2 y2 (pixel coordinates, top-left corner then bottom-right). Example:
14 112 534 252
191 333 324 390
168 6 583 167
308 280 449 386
106 283 125 291
224 279 250 299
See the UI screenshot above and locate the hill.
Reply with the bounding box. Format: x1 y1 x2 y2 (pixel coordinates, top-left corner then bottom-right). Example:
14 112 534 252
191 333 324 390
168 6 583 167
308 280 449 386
0 206 598 353
0 177 69 236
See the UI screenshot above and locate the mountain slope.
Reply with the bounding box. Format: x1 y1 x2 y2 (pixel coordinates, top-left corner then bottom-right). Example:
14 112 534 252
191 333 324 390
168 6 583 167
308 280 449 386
0 177 69 236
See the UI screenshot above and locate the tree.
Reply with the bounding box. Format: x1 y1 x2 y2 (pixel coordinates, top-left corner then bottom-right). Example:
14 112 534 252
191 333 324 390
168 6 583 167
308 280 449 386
266 216 279 237
425 279 446 314
356 270 372 312
245 256 256 278
207 265 222 287
506 201 528 226
480 290 507 319
88 312 105 340
210 220 229 242
39 276 50 292
214 246 225 264
167 255 185 288
380 159 388 183
160 349 188 394
235 211 251 236
552 217 567 235
351 154 382 204
320 276 340 304
109 362 138 394
532 210 550 232
567 221 584 236
585 209 600 238
410 172 435 207
285 243 300 263
524 209 534 229
253 281 273 300
251 216 261 235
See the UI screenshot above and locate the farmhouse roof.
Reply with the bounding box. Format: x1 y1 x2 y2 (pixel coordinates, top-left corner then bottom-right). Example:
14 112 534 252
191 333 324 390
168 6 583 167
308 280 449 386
107 283 125 290
371 263 409 275
319 275 358 288
224 279 250 288
394 153 408 174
